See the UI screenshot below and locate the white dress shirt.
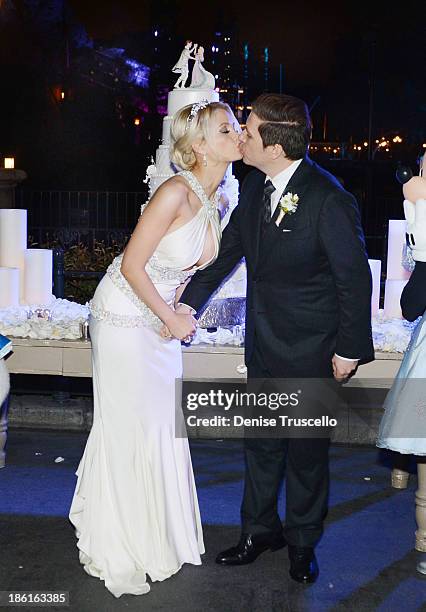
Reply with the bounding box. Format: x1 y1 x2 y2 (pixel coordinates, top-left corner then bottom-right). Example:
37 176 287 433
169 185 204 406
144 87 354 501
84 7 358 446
266 159 303 216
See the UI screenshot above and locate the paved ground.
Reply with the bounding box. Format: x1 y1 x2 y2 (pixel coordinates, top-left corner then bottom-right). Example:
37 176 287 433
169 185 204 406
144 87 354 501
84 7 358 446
0 430 425 611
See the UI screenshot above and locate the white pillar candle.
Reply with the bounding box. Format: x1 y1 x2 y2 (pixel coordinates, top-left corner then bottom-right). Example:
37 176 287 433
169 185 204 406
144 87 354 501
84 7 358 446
387 220 411 280
24 249 53 305
0 267 20 308
368 259 382 317
0 209 27 301
384 279 409 319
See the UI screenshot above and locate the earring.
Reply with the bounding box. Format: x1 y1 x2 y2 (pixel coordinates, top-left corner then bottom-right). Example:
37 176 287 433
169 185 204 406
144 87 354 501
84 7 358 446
203 154 207 167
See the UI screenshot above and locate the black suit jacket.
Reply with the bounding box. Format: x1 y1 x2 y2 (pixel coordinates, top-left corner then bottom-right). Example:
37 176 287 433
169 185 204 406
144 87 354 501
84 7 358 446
180 157 375 377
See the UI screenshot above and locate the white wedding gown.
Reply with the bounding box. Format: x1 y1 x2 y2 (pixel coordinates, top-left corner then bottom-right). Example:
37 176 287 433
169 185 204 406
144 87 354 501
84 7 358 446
190 59 215 89
69 171 221 597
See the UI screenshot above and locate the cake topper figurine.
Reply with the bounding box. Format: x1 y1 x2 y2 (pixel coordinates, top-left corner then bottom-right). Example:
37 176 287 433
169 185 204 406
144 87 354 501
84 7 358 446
189 46 216 89
172 40 198 89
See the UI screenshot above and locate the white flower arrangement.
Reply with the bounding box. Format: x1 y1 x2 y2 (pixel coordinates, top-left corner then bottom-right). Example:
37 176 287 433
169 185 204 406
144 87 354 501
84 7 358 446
275 192 299 227
0 299 89 340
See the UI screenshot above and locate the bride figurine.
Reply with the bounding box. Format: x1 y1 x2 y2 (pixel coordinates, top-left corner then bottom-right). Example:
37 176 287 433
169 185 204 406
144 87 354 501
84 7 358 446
190 46 216 89
172 40 198 89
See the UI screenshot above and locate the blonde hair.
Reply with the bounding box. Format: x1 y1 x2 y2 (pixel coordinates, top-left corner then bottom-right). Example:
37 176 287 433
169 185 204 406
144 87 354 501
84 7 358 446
170 101 231 171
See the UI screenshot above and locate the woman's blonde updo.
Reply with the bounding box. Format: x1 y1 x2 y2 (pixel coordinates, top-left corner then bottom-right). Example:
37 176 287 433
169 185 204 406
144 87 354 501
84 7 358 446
170 101 231 171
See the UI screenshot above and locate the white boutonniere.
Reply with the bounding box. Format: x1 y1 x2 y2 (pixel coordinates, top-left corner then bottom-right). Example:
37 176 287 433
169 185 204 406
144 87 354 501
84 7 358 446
275 192 299 227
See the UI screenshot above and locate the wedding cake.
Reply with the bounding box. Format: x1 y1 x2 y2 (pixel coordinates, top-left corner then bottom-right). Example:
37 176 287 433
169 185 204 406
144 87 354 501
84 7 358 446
147 87 219 196
145 80 246 329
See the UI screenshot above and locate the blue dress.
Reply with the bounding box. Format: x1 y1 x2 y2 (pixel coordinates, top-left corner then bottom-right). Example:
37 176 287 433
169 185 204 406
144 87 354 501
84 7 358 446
377 262 426 456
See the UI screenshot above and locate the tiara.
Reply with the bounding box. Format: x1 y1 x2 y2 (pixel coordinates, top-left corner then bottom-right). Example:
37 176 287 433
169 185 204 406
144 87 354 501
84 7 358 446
185 99 210 131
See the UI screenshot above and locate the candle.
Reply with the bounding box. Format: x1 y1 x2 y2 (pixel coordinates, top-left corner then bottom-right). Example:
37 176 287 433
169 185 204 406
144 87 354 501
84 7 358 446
0 268 19 308
368 259 382 317
4 157 15 169
384 279 409 319
24 249 53 305
0 209 27 301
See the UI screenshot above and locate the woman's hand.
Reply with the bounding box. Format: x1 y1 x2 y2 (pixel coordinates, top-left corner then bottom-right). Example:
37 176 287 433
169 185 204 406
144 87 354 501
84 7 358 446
159 324 172 339
162 313 197 342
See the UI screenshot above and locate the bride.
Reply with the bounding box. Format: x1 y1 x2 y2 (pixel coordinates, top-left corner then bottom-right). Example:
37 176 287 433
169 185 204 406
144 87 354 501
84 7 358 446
69 100 242 598
190 46 216 89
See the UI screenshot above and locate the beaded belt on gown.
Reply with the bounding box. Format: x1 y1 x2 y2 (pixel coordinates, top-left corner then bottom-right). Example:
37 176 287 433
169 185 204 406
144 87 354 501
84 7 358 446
89 253 196 329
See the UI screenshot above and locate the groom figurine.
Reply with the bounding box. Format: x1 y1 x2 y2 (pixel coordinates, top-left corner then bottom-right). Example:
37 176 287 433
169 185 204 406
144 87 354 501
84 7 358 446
178 93 374 583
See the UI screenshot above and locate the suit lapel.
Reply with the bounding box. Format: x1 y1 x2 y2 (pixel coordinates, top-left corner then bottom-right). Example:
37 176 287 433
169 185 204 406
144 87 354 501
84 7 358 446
257 157 314 268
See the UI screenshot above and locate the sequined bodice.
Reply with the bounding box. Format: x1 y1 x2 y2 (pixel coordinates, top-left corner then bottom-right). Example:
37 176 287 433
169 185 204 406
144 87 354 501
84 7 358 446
144 170 221 273
89 171 222 329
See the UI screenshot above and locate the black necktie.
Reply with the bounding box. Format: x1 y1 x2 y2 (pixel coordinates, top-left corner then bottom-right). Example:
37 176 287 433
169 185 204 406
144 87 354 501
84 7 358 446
262 179 276 234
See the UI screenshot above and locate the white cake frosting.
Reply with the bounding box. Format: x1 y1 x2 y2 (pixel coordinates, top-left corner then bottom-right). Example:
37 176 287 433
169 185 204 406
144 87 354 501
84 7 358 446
155 144 173 176
161 116 173 146
167 87 219 118
146 87 220 198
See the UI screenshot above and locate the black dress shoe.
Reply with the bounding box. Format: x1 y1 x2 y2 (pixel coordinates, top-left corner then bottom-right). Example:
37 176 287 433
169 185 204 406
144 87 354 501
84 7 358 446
215 532 287 566
288 546 319 584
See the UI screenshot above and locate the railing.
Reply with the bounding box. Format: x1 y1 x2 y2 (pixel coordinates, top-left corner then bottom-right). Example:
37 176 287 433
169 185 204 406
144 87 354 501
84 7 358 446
16 186 399 303
362 196 403 262
16 189 147 247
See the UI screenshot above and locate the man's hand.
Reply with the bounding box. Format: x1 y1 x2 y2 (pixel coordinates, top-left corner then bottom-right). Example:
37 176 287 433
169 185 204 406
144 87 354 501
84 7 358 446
332 355 358 382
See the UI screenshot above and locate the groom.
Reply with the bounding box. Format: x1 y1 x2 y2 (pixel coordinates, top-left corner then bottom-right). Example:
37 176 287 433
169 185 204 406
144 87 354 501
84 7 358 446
178 93 374 583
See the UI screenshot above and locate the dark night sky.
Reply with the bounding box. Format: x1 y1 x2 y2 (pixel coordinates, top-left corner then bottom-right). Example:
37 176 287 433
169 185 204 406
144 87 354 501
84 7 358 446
67 0 352 86
68 0 425 88
0 0 424 191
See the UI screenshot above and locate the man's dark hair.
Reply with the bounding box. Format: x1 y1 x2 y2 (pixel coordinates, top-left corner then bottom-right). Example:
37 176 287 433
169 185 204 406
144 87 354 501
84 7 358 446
251 93 312 160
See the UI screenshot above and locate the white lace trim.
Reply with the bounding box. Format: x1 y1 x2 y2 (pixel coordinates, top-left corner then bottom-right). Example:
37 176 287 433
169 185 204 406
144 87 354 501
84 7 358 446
89 302 150 328
102 255 164 329
178 170 220 219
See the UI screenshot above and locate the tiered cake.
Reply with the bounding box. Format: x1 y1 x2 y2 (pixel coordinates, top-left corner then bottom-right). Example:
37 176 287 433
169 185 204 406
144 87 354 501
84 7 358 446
146 85 246 328
148 88 219 195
